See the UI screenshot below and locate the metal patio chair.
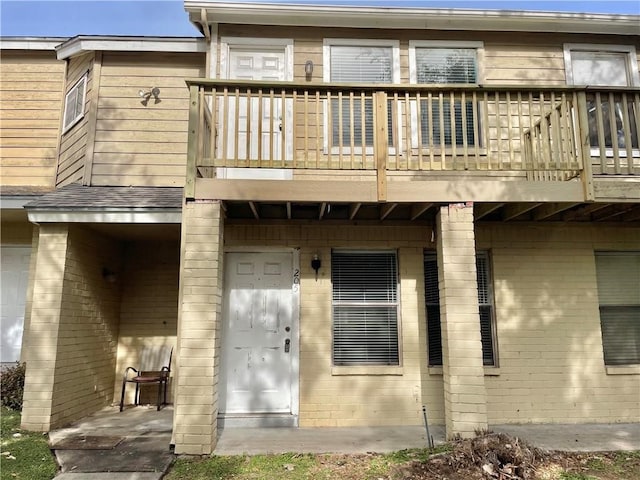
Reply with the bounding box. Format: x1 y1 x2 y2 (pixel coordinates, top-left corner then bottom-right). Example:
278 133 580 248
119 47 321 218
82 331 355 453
119 345 172 412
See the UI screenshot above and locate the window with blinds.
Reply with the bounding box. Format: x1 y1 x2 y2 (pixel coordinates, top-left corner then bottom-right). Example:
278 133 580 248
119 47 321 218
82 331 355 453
595 252 640 366
414 47 478 147
332 250 399 366
328 45 394 147
63 74 87 133
424 250 496 366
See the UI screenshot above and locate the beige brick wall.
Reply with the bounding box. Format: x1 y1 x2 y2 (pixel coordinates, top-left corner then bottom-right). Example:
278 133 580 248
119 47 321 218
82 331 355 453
174 200 224 455
477 223 640 424
21 224 123 430
114 241 179 406
225 224 441 427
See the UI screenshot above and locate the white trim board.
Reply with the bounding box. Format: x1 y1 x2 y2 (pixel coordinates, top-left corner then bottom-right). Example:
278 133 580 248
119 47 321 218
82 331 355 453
27 210 181 224
56 36 207 60
185 2 640 35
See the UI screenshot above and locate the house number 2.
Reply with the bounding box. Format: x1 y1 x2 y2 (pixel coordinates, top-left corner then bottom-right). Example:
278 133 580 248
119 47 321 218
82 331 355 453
293 269 300 292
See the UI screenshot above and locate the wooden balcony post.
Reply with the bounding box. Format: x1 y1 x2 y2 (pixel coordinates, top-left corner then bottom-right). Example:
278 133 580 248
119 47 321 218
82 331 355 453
185 84 200 200
576 91 595 201
374 91 388 202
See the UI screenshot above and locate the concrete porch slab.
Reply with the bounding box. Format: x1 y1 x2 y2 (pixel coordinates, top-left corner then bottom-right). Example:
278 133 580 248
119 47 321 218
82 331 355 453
50 406 173 479
214 425 445 455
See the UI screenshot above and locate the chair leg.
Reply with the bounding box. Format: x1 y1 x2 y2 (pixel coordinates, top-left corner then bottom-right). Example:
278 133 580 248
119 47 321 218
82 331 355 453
135 384 140 406
157 381 163 411
119 380 127 412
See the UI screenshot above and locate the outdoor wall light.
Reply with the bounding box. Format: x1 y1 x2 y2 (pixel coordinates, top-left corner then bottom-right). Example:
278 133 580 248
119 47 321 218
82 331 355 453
102 267 118 283
304 60 314 80
311 254 321 281
138 87 161 106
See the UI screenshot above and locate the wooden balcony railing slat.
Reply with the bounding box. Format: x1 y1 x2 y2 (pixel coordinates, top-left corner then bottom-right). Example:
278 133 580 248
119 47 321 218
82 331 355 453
621 93 633 175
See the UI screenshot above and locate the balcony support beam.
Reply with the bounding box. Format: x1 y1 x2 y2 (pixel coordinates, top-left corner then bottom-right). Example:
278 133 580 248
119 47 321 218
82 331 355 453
196 178 585 203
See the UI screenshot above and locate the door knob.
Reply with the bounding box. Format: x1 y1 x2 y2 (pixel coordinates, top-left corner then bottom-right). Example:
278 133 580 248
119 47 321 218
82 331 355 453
284 338 290 353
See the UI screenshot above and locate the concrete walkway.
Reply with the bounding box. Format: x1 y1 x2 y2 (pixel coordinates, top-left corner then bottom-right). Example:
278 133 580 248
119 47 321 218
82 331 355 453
50 406 173 480
48 406 640 479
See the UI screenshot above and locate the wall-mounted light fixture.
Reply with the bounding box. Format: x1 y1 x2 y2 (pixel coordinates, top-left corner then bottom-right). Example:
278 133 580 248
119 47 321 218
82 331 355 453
102 267 118 283
304 60 314 81
139 87 161 106
311 254 321 281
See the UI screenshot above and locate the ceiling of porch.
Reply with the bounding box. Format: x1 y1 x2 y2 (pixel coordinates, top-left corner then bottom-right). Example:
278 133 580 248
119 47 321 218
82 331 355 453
221 200 640 223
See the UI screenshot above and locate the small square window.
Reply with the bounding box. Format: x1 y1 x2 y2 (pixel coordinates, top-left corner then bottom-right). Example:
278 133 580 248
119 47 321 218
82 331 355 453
63 74 87 133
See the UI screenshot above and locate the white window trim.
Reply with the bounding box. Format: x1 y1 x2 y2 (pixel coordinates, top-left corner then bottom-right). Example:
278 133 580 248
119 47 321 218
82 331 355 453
62 73 88 134
322 38 401 155
563 43 640 86
408 41 484 151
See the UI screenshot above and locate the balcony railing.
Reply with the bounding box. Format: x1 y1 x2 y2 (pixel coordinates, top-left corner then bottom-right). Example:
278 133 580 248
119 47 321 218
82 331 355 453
185 79 640 198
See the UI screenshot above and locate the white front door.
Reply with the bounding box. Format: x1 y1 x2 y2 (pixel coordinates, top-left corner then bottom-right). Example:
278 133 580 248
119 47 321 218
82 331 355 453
220 252 295 414
1 246 31 363
227 48 286 160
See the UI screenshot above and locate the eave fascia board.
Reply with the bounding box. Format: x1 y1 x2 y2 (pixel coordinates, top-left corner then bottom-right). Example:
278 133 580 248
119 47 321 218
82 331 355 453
0 196 41 209
184 2 640 36
56 36 207 59
0 37 67 50
27 208 182 224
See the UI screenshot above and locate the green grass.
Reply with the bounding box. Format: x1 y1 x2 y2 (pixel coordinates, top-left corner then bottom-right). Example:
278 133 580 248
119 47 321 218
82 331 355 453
559 473 598 480
167 452 317 480
165 446 452 480
0 407 58 480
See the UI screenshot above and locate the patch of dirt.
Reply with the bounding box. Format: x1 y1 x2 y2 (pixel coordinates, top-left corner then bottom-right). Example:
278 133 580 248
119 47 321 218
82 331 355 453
304 433 639 480
391 433 640 480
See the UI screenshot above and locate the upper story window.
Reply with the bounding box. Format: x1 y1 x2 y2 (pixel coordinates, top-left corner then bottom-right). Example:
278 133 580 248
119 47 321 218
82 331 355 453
409 41 483 147
564 44 639 151
323 39 400 149
62 74 87 133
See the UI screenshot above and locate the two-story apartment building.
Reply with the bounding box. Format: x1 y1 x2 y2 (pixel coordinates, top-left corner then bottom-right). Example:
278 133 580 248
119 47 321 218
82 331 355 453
1 1 639 455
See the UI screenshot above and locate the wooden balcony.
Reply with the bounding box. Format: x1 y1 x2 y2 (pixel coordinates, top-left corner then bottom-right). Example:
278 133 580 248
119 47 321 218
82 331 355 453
185 79 640 212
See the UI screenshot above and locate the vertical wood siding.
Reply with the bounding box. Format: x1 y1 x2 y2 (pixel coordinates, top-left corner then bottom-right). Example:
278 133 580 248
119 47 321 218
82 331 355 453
92 52 205 186
0 51 65 187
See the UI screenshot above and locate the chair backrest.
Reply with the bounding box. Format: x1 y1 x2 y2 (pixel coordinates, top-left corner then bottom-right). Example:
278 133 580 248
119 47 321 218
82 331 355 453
138 345 173 372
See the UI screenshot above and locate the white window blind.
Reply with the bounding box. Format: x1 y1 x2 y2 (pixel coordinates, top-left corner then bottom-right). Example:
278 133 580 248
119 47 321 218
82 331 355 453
415 48 477 146
415 48 477 84
332 250 399 366
329 45 393 147
63 74 87 133
595 252 640 365
424 250 496 366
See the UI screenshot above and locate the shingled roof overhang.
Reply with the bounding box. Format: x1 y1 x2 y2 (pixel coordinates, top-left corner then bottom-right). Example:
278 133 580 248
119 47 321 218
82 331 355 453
185 1 640 36
25 185 183 224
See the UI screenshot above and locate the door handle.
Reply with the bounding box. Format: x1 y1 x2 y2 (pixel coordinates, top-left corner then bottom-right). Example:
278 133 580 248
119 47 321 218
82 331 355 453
284 338 290 353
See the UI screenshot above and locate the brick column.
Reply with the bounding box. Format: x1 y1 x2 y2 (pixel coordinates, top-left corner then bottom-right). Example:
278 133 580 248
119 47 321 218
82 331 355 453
173 199 224 455
21 225 69 431
436 204 487 438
